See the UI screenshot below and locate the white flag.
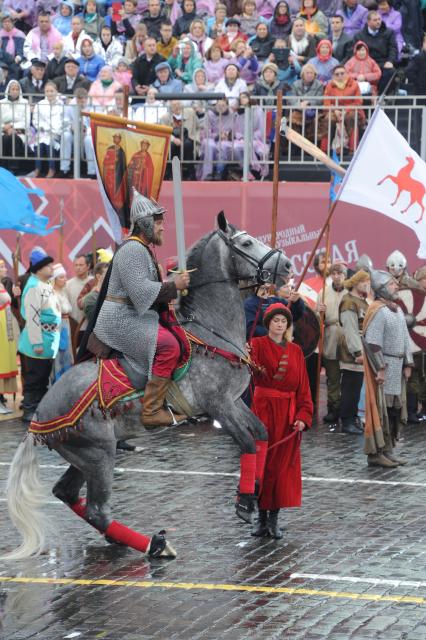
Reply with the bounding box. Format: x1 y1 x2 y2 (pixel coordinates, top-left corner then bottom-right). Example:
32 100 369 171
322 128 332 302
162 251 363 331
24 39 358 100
338 109 426 258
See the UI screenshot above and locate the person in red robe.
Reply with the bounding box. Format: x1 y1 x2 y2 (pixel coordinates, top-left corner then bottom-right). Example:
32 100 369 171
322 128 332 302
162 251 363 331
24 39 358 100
126 139 155 201
250 302 313 539
102 132 127 226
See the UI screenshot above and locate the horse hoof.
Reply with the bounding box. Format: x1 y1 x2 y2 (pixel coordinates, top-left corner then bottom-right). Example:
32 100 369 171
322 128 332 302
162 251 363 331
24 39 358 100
148 530 177 558
236 505 254 524
235 493 256 524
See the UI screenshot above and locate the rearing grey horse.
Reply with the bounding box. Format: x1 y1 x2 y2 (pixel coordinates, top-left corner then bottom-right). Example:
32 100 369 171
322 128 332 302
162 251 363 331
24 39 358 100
3 212 291 560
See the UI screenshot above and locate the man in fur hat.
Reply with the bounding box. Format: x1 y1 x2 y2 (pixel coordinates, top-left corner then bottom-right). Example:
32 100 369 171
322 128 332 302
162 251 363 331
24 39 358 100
362 270 413 468
337 269 370 434
317 262 347 423
93 191 190 429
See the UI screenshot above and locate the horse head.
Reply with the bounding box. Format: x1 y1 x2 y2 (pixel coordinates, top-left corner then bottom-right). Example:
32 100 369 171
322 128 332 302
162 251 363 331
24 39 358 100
215 211 292 288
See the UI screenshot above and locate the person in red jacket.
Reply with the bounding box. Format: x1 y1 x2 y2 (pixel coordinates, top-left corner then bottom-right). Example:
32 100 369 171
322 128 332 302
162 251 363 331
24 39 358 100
344 41 382 96
250 303 313 539
323 63 366 152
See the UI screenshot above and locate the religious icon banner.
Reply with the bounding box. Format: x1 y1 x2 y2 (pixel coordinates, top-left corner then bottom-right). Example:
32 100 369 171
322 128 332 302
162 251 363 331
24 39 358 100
89 113 172 240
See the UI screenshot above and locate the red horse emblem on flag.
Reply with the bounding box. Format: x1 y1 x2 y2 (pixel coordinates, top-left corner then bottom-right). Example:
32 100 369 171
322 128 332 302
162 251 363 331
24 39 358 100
377 156 426 223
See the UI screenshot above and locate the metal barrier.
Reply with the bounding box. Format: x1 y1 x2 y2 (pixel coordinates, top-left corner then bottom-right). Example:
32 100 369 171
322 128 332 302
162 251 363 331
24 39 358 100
0 94 424 180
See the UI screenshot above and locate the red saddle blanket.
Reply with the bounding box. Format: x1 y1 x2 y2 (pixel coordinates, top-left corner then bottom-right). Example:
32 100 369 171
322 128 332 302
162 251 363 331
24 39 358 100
29 358 140 439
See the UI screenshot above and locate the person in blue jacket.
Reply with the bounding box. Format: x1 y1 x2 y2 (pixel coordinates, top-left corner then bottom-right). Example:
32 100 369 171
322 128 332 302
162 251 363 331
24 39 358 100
244 281 305 340
77 37 105 82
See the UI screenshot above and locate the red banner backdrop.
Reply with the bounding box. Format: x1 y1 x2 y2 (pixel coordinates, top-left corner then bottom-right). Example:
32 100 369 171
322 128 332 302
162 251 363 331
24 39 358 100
0 178 423 279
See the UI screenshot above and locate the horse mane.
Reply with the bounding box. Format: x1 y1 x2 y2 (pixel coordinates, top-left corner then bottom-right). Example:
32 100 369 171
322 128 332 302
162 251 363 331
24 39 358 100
185 230 216 272
179 225 237 314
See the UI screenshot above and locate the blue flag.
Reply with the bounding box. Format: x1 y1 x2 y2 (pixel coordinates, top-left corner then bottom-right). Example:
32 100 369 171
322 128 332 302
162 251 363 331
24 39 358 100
329 150 343 204
0 168 61 236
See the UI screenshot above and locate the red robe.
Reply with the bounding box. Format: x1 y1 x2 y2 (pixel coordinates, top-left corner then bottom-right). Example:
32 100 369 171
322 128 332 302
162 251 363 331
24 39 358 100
250 337 313 510
126 150 155 199
103 144 127 213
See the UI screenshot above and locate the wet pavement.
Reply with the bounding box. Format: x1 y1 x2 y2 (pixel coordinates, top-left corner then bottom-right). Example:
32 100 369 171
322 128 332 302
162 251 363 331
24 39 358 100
2 383 426 639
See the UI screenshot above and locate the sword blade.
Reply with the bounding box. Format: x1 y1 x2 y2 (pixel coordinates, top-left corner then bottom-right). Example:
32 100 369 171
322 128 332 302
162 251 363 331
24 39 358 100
172 156 186 272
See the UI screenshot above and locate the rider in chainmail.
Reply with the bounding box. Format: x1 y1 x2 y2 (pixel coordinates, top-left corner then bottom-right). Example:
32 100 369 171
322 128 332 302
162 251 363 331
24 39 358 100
362 270 413 468
94 190 190 428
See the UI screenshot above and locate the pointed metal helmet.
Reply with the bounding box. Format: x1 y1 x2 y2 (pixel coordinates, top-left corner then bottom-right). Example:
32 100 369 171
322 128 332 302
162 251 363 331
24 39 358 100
386 249 407 273
370 269 396 300
129 189 166 239
355 254 373 273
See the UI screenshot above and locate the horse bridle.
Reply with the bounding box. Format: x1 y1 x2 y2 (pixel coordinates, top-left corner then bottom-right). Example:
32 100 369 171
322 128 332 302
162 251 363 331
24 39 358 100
216 229 285 285
179 230 288 355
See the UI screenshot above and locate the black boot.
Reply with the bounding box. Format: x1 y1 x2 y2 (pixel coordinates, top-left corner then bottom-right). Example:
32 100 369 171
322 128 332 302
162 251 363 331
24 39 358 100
251 509 268 537
407 393 422 423
116 440 136 452
268 510 283 539
323 409 338 423
21 391 39 423
341 417 363 435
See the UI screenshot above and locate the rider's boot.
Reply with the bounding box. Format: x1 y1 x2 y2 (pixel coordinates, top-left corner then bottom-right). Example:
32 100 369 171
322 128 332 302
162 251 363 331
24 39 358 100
142 375 187 430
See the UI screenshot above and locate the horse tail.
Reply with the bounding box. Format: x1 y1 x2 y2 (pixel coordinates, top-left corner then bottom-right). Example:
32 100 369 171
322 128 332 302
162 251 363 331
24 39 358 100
1 434 48 560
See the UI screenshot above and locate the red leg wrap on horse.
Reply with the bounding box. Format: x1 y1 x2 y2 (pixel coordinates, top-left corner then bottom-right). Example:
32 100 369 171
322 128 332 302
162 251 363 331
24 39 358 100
104 520 151 552
255 440 268 483
70 497 87 519
239 453 256 494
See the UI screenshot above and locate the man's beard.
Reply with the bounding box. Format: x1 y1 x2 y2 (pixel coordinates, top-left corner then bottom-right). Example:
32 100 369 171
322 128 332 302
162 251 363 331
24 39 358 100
152 231 163 246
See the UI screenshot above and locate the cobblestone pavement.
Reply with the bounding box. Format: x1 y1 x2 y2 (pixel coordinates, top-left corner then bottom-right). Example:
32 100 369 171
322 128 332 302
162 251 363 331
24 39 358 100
2 383 426 639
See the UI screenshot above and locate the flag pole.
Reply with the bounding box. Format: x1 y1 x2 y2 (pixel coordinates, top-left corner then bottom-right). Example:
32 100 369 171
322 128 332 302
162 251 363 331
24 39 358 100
295 106 382 291
91 221 97 267
123 85 129 118
58 197 64 263
271 90 283 249
314 222 331 416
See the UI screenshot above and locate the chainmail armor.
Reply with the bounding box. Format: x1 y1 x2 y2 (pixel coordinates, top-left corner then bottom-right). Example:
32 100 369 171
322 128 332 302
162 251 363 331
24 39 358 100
94 240 162 378
364 305 413 396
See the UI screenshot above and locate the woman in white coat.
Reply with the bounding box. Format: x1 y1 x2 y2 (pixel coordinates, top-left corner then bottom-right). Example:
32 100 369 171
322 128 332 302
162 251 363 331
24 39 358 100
32 81 64 178
0 79 30 173
93 26 124 67
214 61 248 110
62 15 89 59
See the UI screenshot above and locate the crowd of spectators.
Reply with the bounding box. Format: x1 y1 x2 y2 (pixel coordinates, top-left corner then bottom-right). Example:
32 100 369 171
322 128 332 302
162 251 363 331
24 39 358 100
0 0 424 179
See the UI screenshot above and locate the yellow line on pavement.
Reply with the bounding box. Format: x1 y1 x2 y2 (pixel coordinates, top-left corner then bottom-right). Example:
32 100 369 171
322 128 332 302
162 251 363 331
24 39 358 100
0 576 424 605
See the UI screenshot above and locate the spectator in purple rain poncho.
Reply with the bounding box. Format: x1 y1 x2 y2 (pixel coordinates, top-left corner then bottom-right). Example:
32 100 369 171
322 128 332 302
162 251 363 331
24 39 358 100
232 39 260 85
256 0 280 20
234 91 270 178
198 97 237 180
2 0 35 33
337 0 368 39
204 43 229 83
377 0 404 57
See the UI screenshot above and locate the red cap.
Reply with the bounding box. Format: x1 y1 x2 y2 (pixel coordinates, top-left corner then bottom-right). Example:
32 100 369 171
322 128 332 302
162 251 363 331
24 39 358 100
263 302 292 328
